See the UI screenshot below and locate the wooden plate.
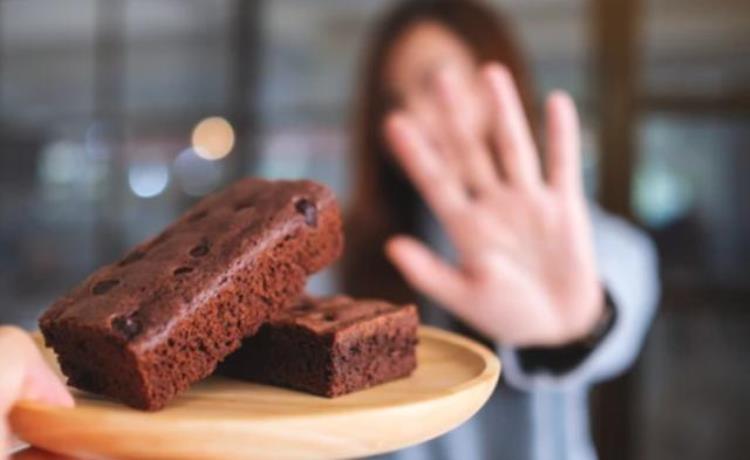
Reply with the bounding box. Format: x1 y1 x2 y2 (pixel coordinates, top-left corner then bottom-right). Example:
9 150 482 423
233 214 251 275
10 326 500 460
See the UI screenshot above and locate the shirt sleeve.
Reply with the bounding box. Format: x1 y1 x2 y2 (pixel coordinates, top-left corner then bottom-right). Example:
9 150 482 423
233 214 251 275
499 206 660 391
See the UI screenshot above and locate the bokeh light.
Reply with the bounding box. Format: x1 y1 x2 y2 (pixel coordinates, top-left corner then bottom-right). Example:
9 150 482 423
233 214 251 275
634 164 694 229
127 162 169 198
191 116 235 160
39 141 84 185
174 147 223 196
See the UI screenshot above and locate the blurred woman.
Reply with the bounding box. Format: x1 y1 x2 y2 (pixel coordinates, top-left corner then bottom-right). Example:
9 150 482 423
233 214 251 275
343 1 659 459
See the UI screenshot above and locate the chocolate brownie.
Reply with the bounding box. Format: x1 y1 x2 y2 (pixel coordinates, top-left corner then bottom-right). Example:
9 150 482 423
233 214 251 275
219 295 419 397
39 178 343 410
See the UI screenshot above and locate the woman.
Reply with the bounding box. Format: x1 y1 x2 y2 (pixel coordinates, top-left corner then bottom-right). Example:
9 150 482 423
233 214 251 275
344 1 659 459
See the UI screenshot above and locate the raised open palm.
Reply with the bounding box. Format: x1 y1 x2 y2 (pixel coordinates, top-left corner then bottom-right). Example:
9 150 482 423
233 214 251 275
384 64 603 347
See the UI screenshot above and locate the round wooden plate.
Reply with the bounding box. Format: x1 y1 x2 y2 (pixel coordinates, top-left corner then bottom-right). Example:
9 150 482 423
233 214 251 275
10 326 500 460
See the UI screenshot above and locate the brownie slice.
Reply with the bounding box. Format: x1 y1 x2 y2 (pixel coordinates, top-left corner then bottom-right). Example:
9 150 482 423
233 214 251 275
219 295 419 397
39 178 343 410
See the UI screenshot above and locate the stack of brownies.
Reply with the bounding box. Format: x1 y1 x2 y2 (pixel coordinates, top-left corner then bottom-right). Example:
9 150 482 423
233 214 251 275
39 178 419 410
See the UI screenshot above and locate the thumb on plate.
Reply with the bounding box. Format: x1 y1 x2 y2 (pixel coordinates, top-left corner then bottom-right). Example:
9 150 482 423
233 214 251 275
0 326 74 414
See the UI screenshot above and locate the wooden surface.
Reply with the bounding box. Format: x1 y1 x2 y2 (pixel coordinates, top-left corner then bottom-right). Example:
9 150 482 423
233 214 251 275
10 327 500 460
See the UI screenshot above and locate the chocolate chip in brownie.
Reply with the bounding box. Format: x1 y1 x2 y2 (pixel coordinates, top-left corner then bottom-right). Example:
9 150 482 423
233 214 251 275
187 210 208 222
150 230 172 248
112 313 142 340
119 250 146 267
295 198 318 227
189 242 210 258
92 279 120 295
234 200 256 212
173 266 194 276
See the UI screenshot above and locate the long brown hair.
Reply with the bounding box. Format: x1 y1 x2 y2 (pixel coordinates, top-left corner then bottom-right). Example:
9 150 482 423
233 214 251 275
343 0 536 302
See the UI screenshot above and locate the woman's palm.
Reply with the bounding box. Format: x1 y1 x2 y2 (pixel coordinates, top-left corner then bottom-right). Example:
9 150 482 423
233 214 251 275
385 64 602 346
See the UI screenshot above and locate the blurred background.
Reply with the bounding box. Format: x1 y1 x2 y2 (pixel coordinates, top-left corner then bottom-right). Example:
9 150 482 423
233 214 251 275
0 0 748 459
